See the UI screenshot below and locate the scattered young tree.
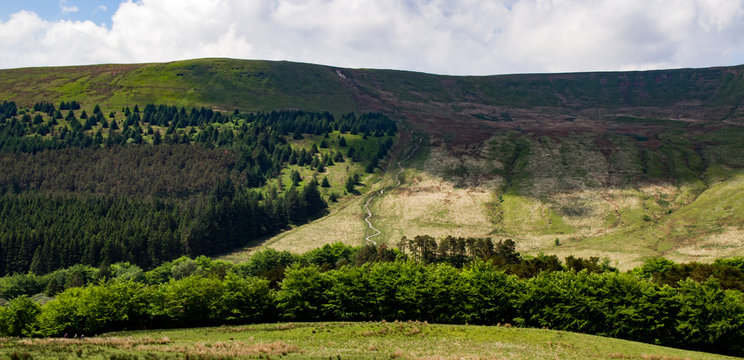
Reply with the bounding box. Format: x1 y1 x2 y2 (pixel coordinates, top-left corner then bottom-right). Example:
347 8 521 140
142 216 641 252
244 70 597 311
291 170 302 186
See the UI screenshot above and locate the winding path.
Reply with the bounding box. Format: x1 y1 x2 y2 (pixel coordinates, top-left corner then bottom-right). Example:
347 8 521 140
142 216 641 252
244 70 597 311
364 136 423 245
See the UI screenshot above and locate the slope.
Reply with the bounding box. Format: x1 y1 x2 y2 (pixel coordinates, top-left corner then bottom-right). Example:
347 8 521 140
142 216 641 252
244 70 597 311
3 58 744 267
1 322 739 360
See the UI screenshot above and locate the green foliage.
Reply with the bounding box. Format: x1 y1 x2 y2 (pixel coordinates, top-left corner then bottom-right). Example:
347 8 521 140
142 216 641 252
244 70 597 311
276 264 330 321
304 243 356 269
212 274 274 324
0 251 742 356
634 257 744 291
0 296 40 336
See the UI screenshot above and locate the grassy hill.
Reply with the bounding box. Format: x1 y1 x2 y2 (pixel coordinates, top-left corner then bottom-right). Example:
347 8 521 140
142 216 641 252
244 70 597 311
2 58 744 267
3 58 744 122
0 59 358 113
1 322 739 359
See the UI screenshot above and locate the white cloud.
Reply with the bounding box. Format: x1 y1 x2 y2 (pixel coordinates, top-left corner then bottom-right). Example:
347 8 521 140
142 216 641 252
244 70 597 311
93 5 108 15
60 0 79 14
1 0 744 74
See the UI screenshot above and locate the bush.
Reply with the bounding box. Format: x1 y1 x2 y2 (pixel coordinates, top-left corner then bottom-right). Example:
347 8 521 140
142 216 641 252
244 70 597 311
0 295 41 336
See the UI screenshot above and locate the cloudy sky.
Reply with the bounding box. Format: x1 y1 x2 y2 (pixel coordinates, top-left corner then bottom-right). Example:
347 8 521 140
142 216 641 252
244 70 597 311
1 0 743 75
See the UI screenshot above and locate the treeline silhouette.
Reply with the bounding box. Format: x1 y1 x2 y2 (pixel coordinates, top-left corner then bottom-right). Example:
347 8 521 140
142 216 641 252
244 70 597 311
0 247 742 356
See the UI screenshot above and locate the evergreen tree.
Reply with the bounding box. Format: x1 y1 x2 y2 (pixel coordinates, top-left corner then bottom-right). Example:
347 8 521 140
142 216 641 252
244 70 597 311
344 175 355 193
301 179 327 218
291 170 302 186
365 158 378 173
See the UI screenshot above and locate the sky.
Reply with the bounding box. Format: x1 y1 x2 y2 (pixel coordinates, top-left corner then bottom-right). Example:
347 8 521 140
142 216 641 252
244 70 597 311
1 0 744 75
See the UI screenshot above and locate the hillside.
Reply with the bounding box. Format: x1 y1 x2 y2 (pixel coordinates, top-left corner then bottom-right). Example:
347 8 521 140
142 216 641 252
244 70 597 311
2 59 744 268
2 322 739 360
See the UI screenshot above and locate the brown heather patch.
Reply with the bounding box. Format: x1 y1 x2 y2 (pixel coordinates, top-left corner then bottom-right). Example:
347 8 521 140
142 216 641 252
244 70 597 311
359 321 427 338
18 336 171 349
143 341 300 357
641 355 692 360
608 354 692 360
418 357 509 360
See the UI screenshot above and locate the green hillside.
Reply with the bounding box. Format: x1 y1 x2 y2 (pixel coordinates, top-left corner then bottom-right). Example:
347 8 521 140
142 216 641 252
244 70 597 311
2 322 739 360
0 59 358 113
3 59 744 120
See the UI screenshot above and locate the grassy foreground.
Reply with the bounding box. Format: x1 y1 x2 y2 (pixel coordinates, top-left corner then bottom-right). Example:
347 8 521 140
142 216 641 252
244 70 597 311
0 322 738 360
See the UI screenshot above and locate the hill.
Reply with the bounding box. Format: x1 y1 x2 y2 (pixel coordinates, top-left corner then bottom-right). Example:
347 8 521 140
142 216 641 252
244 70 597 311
2 59 744 268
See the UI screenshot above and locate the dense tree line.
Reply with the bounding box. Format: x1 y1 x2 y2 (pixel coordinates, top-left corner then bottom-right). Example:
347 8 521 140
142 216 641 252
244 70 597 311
239 111 397 138
0 177 329 274
0 254 742 356
0 145 244 198
0 101 397 275
0 102 396 154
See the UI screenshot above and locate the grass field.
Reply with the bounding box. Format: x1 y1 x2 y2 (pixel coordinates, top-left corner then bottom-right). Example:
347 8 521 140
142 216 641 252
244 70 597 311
1 322 738 360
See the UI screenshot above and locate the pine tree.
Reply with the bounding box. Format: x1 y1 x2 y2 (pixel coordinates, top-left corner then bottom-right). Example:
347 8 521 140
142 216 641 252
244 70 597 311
334 151 344 163
301 178 327 217
291 170 302 186
365 158 378 173
344 175 355 193
321 176 331 188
